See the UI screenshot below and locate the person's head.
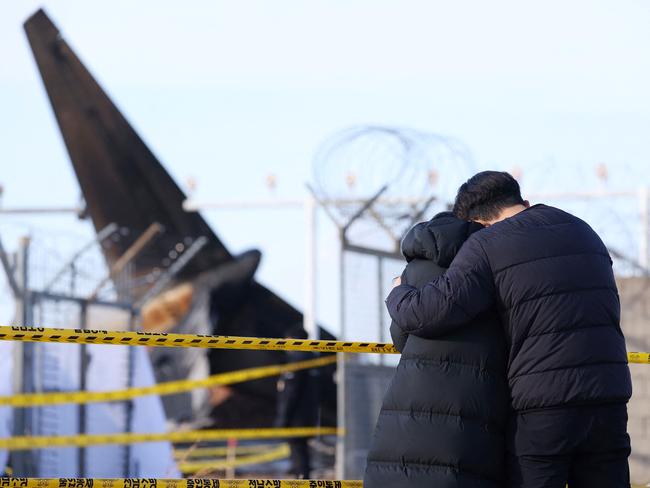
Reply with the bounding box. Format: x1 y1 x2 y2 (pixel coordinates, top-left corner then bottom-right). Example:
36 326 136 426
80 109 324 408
453 171 529 226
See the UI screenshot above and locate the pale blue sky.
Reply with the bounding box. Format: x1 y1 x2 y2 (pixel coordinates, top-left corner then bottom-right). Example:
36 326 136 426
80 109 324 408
2 0 650 337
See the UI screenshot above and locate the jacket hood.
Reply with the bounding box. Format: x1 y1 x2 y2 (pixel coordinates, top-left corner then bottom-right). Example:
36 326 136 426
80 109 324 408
401 212 484 267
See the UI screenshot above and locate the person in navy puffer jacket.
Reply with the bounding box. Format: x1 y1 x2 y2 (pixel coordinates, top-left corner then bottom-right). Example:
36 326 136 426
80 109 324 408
386 171 632 488
365 213 509 488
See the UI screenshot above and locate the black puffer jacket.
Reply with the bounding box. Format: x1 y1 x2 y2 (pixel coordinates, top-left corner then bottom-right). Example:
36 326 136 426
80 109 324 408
387 205 632 412
365 213 509 488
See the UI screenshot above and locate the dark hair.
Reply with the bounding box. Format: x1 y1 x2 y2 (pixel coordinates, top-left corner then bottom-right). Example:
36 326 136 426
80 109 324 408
453 171 524 221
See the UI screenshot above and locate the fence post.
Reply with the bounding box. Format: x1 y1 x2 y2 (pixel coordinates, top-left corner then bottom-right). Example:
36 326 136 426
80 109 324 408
12 236 35 476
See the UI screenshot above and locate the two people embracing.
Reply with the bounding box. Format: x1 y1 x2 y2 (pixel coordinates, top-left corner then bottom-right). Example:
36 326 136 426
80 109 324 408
365 171 632 488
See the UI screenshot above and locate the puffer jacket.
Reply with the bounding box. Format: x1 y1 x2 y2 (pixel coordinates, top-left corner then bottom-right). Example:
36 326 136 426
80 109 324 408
386 204 632 412
365 213 509 488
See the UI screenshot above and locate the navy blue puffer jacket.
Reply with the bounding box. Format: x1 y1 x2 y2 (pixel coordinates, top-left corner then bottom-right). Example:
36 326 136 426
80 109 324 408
365 213 509 488
386 204 632 412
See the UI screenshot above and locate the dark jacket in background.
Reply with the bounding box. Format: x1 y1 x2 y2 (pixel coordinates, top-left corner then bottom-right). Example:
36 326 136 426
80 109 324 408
275 350 320 429
275 350 321 479
386 204 632 412
365 213 509 488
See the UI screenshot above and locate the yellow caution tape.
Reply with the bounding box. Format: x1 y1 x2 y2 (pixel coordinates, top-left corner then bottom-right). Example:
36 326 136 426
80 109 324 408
0 326 398 354
0 479 361 488
175 444 279 459
0 326 647 364
178 444 290 474
629 351 650 364
0 356 337 407
0 481 647 488
0 427 340 451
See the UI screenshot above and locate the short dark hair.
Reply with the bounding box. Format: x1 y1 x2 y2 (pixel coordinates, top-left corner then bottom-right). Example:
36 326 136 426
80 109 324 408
453 171 524 221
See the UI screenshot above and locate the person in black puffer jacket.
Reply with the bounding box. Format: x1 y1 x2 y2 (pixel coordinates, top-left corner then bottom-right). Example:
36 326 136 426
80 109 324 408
387 172 632 488
274 326 320 479
365 212 509 488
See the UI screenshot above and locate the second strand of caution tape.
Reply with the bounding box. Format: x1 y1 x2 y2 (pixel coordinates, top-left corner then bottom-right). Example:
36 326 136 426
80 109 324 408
0 426 340 451
0 355 337 407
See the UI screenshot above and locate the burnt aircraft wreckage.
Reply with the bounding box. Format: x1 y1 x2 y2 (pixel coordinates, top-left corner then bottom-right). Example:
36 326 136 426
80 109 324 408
23 9 336 428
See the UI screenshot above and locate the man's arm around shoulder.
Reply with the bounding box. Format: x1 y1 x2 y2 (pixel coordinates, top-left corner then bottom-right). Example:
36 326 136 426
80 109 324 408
385 235 495 338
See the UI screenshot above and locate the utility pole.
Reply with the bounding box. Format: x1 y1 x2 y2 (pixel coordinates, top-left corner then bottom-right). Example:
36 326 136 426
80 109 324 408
303 193 318 339
639 187 649 270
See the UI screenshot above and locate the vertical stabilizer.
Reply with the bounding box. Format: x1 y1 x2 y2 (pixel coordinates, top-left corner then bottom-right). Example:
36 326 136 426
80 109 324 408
24 9 231 281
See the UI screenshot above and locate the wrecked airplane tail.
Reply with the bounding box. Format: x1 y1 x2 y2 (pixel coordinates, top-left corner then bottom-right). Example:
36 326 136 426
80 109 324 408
23 9 231 286
23 8 337 429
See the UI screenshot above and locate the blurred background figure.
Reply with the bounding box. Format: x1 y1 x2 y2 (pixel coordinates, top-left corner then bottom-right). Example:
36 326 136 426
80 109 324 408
274 325 321 479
